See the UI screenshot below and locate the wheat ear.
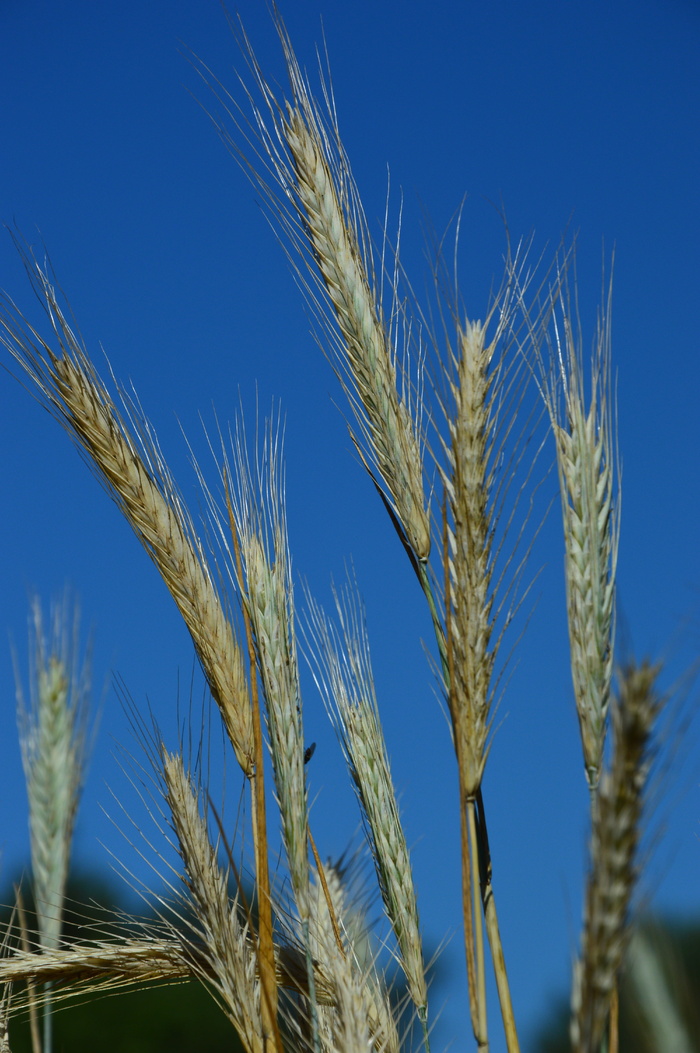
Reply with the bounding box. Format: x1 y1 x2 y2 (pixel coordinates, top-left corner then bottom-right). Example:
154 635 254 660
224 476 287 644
14 593 94 1053
305 580 428 1026
570 660 661 1053
211 417 311 923
0 247 255 779
532 264 619 790
282 104 429 564
435 256 538 1052
197 16 430 565
222 418 327 1053
162 749 266 1053
0 928 342 1011
308 863 399 1053
15 594 92 955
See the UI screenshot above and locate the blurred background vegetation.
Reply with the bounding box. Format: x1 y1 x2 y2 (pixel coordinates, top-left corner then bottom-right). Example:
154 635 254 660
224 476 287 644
0 871 242 1053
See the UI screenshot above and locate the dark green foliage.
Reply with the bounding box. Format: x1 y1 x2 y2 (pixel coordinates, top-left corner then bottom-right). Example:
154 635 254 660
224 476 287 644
1 871 243 1053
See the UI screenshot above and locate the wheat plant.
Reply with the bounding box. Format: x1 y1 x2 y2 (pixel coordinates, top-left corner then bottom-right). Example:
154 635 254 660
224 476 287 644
0 9 679 1053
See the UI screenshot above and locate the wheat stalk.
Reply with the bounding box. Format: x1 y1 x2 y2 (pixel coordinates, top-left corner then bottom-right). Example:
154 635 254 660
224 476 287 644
282 105 429 564
222 419 311 921
13 592 95 1053
431 248 545 1053
0 935 342 1009
15 594 92 955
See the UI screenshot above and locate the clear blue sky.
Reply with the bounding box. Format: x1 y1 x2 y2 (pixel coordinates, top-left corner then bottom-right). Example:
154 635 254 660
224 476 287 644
1 1 699 1050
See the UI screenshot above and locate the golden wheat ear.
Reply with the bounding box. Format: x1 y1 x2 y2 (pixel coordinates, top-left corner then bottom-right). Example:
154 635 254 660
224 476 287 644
0 238 255 780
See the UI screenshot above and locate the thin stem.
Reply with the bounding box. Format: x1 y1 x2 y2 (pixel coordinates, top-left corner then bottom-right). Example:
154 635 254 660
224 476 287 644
417 562 448 679
609 986 619 1053
459 784 480 1042
15 885 42 1053
467 800 488 1052
443 513 480 1042
308 829 345 958
477 793 520 1053
227 481 281 1053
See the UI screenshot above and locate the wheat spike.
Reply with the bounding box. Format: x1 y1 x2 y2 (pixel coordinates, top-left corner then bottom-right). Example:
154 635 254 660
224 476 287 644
571 660 661 1052
306 579 427 1018
162 749 264 1053
15 594 92 956
530 263 619 789
197 16 430 564
0 249 255 778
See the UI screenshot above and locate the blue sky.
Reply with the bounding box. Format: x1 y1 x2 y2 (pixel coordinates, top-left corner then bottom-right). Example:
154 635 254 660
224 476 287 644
1 1 699 1050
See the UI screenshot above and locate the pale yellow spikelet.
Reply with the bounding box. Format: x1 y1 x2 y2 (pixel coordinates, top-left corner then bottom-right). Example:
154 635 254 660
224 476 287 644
198 18 430 565
15 593 93 959
443 317 497 797
308 864 400 1053
224 418 311 919
0 937 196 991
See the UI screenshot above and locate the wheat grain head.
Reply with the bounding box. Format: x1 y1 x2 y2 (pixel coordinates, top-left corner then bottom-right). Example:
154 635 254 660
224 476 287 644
14 593 93 957
305 579 428 1020
528 260 619 789
194 14 430 566
0 246 255 779
162 749 264 1053
570 660 661 1053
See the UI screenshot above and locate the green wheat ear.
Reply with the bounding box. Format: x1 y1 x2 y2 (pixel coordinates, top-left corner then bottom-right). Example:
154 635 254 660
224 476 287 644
14 591 96 1053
